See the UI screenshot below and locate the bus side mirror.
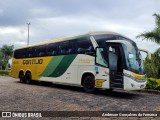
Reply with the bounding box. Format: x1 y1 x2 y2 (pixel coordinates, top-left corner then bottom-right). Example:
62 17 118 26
139 49 151 59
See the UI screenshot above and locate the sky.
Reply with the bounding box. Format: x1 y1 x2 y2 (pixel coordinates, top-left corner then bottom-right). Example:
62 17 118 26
0 0 160 53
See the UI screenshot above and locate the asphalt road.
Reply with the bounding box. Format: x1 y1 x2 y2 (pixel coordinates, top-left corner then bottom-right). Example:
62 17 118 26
0 76 160 119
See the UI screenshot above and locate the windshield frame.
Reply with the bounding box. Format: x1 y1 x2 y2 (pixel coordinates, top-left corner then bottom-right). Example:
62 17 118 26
121 41 145 74
93 34 145 74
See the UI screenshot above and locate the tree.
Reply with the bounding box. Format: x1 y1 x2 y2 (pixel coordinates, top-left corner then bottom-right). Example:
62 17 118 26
0 45 14 69
136 13 160 78
0 51 7 70
137 13 160 44
144 48 160 78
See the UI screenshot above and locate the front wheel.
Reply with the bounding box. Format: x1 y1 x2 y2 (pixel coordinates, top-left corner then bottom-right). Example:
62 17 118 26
25 72 32 84
83 76 95 93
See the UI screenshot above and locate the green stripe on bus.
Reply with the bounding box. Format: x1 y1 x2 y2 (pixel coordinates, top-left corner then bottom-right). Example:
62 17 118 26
41 54 77 77
40 56 64 77
48 54 77 77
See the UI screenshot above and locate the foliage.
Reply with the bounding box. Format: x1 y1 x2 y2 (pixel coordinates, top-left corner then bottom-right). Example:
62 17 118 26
0 45 14 70
146 78 160 90
137 13 160 44
1 45 14 61
0 70 11 76
144 48 160 79
0 51 7 67
137 13 160 78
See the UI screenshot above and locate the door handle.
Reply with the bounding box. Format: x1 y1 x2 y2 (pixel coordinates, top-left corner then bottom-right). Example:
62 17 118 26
67 73 70 74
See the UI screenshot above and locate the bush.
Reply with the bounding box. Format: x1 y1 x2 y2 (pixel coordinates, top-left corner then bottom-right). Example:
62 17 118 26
146 78 160 90
0 70 11 76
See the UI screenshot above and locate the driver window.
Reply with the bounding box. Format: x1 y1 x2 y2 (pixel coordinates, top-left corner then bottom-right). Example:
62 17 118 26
96 48 108 67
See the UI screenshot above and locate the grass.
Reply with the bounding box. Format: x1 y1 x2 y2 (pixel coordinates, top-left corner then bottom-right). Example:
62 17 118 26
146 78 160 90
0 70 11 76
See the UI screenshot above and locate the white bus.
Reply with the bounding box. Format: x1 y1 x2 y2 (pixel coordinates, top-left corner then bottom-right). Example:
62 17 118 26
11 31 147 93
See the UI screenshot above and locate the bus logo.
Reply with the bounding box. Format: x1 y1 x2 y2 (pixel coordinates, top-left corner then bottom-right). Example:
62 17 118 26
23 59 43 65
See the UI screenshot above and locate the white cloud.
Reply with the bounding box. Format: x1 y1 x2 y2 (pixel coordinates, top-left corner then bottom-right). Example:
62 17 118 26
0 0 159 53
0 9 3 14
0 26 27 48
0 27 20 34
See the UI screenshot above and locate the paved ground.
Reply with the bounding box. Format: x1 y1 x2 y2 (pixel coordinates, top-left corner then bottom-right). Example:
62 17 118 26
0 76 160 119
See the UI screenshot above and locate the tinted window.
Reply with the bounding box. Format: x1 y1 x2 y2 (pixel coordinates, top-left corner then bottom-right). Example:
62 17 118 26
96 48 108 67
94 34 117 47
66 41 74 54
58 42 68 55
58 41 74 55
14 48 27 59
14 50 20 59
27 47 36 58
36 45 46 57
13 37 94 58
47 43 58 56
74 37 94 55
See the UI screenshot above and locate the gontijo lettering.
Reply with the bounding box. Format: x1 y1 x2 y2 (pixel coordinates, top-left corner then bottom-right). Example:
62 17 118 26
23 59 43 65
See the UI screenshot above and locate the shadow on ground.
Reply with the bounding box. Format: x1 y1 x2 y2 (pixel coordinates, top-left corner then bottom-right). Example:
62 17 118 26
16 80 141 99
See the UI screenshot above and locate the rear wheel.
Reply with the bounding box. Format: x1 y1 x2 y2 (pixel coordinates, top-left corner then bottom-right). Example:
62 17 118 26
25 72 32 84
83 76 95 93
19 72 25 83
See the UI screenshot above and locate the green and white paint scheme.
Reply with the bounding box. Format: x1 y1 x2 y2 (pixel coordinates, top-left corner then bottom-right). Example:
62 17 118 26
12 31 147 92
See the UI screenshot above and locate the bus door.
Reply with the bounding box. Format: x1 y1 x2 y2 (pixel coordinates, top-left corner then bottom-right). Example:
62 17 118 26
106 42 124 89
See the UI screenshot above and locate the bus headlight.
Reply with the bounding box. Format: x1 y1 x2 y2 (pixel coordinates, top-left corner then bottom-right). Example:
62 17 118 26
131 72 146 80
124 73 136 80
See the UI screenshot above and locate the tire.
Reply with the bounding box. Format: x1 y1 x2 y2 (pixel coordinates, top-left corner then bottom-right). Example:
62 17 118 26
83 76 95 93
19 72 25 83
25 72 32 84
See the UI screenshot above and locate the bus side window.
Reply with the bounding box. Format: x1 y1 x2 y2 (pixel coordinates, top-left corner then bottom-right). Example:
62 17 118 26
36 46 45 57
47 45 52 56
76 37 94 55
66 41 73 54
52 43 58 55
14 50 20 59
21 49 27 58
77 40 85 54
71 39 78 54
14 49 25 59
51 43 58 56
27 48 34 58
58 42 67 55
47 43 58 56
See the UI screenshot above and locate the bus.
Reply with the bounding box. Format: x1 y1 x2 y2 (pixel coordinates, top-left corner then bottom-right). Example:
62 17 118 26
11 31 147 93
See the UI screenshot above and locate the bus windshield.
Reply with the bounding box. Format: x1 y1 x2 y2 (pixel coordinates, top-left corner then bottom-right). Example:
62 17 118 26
122 42 145 74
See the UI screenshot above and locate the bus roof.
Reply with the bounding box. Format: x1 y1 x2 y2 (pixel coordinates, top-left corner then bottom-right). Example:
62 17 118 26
15 31 123 50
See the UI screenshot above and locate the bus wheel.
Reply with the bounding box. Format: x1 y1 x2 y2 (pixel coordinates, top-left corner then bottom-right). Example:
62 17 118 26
19 72 25 83
83 76 95 93
25 72 32 84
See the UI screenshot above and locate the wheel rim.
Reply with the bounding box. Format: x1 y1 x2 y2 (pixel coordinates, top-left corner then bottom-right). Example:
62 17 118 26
85 80 94 89
20 74 24 82
26 73 31 83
